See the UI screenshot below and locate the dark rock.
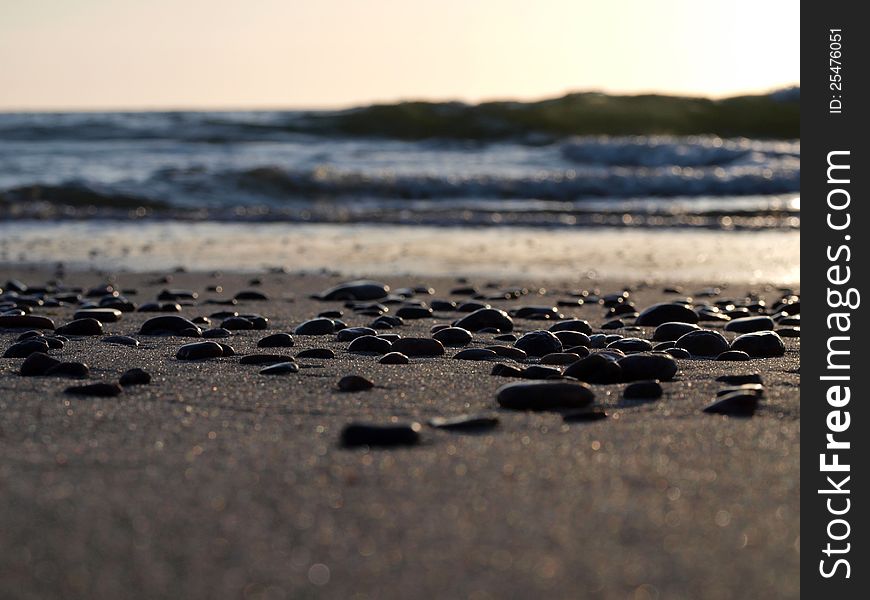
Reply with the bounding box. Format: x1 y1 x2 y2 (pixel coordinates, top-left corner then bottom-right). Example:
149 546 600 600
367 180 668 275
259 362 300 375
563 346 591 358
431 300 457 311
491 363 524 377
371 315 403 329
137 302 182 313
65 382 122 397
716 373 763 385
716 350 751 361
601 319 624 330
652 322 701 341
391 338 445 357
338 375 375 391
19 352 61 376
703 392 759 416
395 306 434 319
217 343 235 356
607 337 653 353
158 289 197 301
730 331 786 358
521 365 563 380
234 290 269 301
453 308 513 332
562 408 608 422
617 353 678 381
317 280 390 301
453 348 498 361
653 341 675 351
340 422 421 447
540 352 582 365
238 314 269 330
514 330 562 357
379 352 410 364
221 316 254 330
512 306 561 319
318 310 343 319
623 380 663 400
73 308 122 323
4 339 50 358
348 335 393 355
294 318 335 335
239 354 294 365
428 414 499 431
56 318 103 336
725 316 775 333
666 348 691 358
675 330 729 357
432 327 473 347
777 327 800 338
549 319 592 334
296 348 335 359
257 333 295 348
552 331 591 348
103 335 139 347
337 327 377 342
202 328 231 339
493 333 517 342
176 341 225 360
119 368 151 386
140 316 201 336
717 383 765 397
496 381 595 410
563 354 623 383
636 303 699 326
45 362 90 378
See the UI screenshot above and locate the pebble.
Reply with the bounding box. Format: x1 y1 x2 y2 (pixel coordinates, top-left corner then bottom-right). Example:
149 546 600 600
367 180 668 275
239 354 294 365
296 348 335 359
496 381 595 410
0 315 55 330
724 315 775 333
514 330 562 357
176 341 225 360
730 331 786 358
259 362 300 375
318 310 343 319
395 306 434 319
337 327 378 341
73 308 122 323
549 319 592 334
601 319 624 330
238 314 269 330
119 368 151 386
623 380 663 400
716 350 751 361
562 407 608 422
652 322 700 341
371 315 403 329
635 303 699 326
491 364 524 377
19 352 61 376
220 316 254 330
607 337 653 353
257 333 295 348
338 375 375 391
431 300 457 311
703 392 759 416
45 362 90 378
617 353 678 381
218 343 236 356
717 383 765 397
65 382 122 397
347 335 393 354
202 328 231 338
137 302 182 313
428 414 499 431
552 330 591 348
317 280 390 301
666 348 691 358
521 365 564 380
540 352 582 365
340 422 421 447
453 308 514 332
391 338 445 357
653 341 675 351
563 354 622 383
432 327 473 347
716 373 763 385
379 352 410 364
512 306 561 319
4 339 50 358
453 348 499 361
563 345 591 358
675 330 729 357
103 335 139 347
493 333 517 342
56 318 103 336
294 318 336 335
234 290 269 301
140 316 201 336
777 327 800 338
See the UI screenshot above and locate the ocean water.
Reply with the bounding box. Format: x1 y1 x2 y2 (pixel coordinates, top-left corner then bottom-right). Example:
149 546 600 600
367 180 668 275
0 111 799 229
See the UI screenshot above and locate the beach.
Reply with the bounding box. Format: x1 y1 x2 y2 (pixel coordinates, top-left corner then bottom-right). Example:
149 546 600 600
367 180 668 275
0 267 799 599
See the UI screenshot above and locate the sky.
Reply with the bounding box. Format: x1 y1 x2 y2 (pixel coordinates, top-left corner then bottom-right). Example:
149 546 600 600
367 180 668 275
0 0 800 111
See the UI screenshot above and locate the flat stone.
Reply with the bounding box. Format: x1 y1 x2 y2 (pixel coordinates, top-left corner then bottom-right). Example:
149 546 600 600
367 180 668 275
716 373 763 385
652 322 701 341
56 318 103 336
540 352 582 365
259 362 300 375
257 333 295 348
485 346 527 361
730 331 786 358
563 354 622 384
716 350 751 361
601 319 624 330
549 319 592 334
725 316 775 333
703 392 759 416
4 339 50 358
337 327 377 342
675 330 729 357
428 414 499 431
521 365 564 380
496 381 595 411
491 363 524 378
607 337 653 353
19 352 61 376
296 348 335 359
391 338 445 357
119 368 151 386
221 316 254 330
65 382 122 397
338 375 374 391
617 353 678 381
636 303 699 326
73 308 122 323
176 341 225 360
234 290 269 301
395 306 434 319
552 331 591 348
202 328 231 339
137 302 182 313
317 280 390 301
623 380 663 400
0 315 56 330
432 327 473 347
140 316 201 336
347 335 393 355
666 348 691 358
340 422 421 447
45 362 90 378
453 348 499 361
379 352 410 364
562 407 608 422
514 330 562 357
453 308 514 333
103 335 139 347
294 318 335 335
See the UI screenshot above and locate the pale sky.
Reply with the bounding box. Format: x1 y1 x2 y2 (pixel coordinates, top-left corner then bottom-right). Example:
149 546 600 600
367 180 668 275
0 0 800 111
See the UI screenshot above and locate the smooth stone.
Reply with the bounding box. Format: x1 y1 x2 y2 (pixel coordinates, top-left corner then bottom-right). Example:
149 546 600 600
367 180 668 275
294 318 335 335
453 348 499 361
512 306 561 319
140 316 201 336
16 330 44 341
453 308 514 333
636 303 699 326
428 414 499 431
493 334 517 342
607 337 653 353
65 382 122 397
496 381 595 411
73 308 122 323
716 350 751 361
318 280 390 301
491 363 524 377
725 315 775 333
202 328 231 338
234 290 268 301
239 354 294 365
730 331 786 358
176 341 225 360
391 338 445 357
395 306 434 319
549 319 592 334
623 380 663 400
318 310 343 319
103 335 139 347
19 352 61 376
617 353 678 381
337 327 377 342
432 327 473 347
217 343 235 356
237 314 268 330
653 341 675 351
56 318 103 336
552 331 591 348
377 333 401 343
158 289 197 301
347 335 393 355
257 333 295 348
563 346 591 358
521 365 564 380
0 315 56 330
716 373 763 385
259 362 300 375
371 315 403 329
675 330 729 357
588 334 608 348
296 348 335 359
703 392 759 416
221 316 254 330
601 319 624 330
338 375 375 392
379 352 410 364
562 354 622 384
540 352 582 366
119 368 151 386
340 422 421 447
562 407 608 422
514 330 562 357
652 322 701 342
45 362 90 378
431 300 457 311
717 383 765 397
777 327 800 338
666 348 691 358
137 302 182 313
4 339 50 358
430 324 450 334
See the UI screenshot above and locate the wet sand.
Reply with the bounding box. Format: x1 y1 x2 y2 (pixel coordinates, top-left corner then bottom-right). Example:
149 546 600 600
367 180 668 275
0 269 799 600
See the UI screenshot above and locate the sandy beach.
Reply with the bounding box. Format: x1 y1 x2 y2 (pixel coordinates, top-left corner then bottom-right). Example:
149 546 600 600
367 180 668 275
0 268 799 599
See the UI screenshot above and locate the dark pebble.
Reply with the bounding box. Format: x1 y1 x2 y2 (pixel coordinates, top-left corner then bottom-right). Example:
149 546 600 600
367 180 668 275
563 354 622 384
45 362 90 378
379 352 410 364
623 380 663 400
176 341 225 360
716 373 763 385
19 352 61 376
347 335 393 355
636 303 699 326
521 365 563 380
496 381 594 410
491 363 524 377
239 354 293 365
221 316 254 330
238 314 269 330
607 337 653 353
666 348 691 358
493 333 517 342
371 315 403 329
4 339 50 358
338 375 375 391
652 322 701 342
675 329 729 357
202 328 231 338
395 306 434 319
428 414 499 431
432 327 473 347
562 407 608 422
703 392 759 416
453 308 513 332
777 327 800 338
258 333 295 348
296 348 335 359
73 308 122 323
391 338 445 357
716 350 751 361
730 331 786 358
317 280 390 301
540 352 582 365
601 319 624 330
259 362 300 375
337 327 377 342
318 310 343 319
234 290 268 301
340 422 421 447
563 346 591 358
431 300 457 311
56 318 103 336
137 302 182 313
119 368 151 386
0 315 56 330
140 316 201 336
453 348 499 361
103 335 139 347
653 341 675 351
552 330 591 348
724 315 775 333
617 353 678 381
514 330 562 357
65 382 122 397
717 383 765 397
549 319 592 334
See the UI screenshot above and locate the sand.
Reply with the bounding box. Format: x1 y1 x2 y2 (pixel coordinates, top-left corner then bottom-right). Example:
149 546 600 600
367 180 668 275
0 269 799 600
